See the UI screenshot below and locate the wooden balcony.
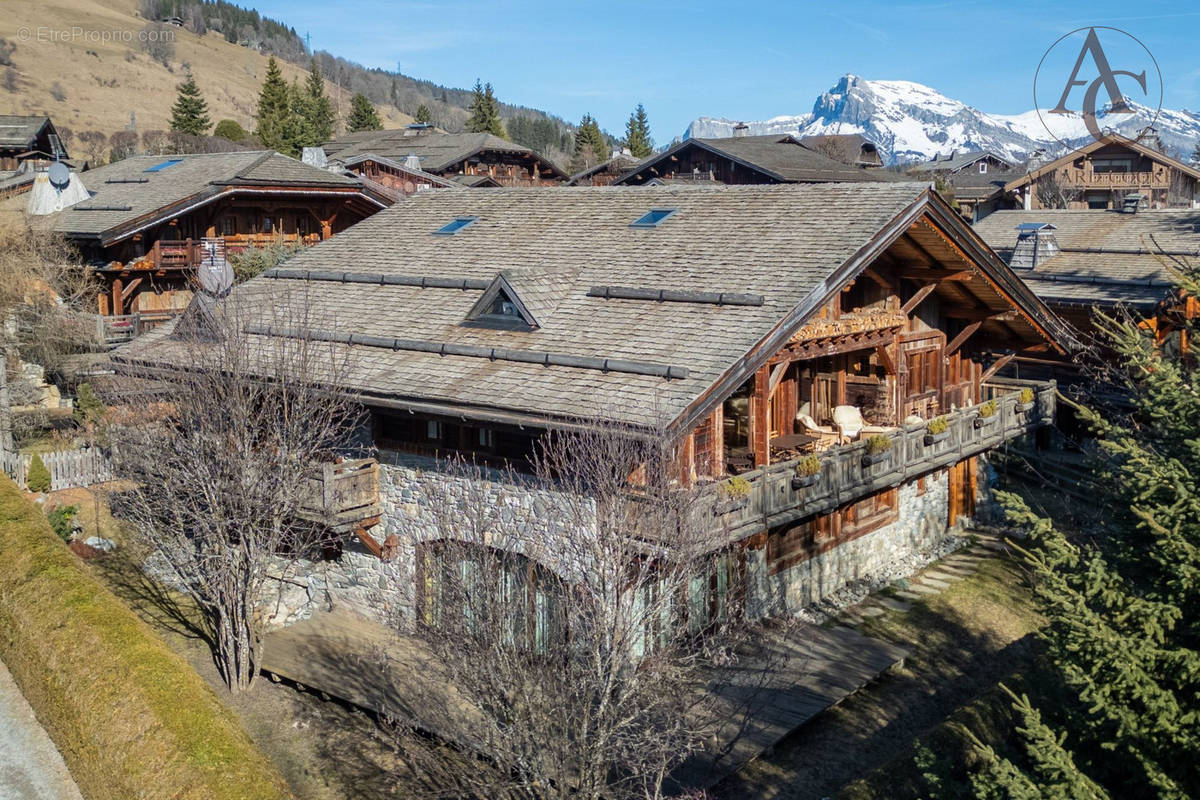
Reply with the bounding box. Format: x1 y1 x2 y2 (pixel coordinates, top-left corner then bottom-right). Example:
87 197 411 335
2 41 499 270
299 458 382 534
701 379 1055 540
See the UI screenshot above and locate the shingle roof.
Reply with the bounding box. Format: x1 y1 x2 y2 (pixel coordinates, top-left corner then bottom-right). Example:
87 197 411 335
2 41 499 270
910 150 1013 173
566 153 643 185
48 151 362 241
799 134 882 167
616 135 901 185
973 209 1200 307
0 115 52 148
117 183 1061 432
323 130 567 177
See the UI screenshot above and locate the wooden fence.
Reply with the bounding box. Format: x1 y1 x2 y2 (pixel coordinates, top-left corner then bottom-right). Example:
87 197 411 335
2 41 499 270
0 447 114 492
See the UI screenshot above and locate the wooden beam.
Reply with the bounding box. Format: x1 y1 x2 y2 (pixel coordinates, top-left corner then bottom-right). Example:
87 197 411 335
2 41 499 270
896 269 975 282
767 360 788 400
875 344 897 375
862 266 897 290
901 283 937 314
980 353 1016 382
119 276 144 303
946 321 983 355
751 365 770 469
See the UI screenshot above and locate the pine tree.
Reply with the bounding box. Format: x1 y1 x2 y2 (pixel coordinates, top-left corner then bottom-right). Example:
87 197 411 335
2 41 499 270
346 93 382 133
414 104 433 124
971 262 1200 797
25 453 50 493
276 80 316 157
624 103 652 158
465 80 506 138
303 57 334 142
169 73 211 136
253 56 290 150
571 113 608 171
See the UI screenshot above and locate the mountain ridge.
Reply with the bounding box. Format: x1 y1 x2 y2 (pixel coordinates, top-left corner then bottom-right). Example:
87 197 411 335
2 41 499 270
685 74 1200 165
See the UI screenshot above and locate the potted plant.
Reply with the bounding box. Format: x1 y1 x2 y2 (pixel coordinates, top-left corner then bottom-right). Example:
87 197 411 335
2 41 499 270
714 475 752 515
861 434 892 467
791 454 821 489
973 399 998 429
924 416 950 446
1015 387 1036 413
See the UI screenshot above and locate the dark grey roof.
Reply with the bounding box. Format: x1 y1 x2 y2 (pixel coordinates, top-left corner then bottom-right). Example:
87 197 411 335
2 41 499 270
323 130 567 177
338 153 462 189
566 153 642 185
0 116 52 148
799 134 882 167
616 135 901 185
910 150 1013 173
48 151 364 242
974 209 1200 307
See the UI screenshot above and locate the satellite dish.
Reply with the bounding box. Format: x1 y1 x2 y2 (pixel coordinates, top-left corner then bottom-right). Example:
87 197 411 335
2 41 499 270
48 161 70 189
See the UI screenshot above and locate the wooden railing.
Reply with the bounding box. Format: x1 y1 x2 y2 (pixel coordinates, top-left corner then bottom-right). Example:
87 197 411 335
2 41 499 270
93 311 181 348
702 379 1056 539
133 234 320 270
298 458 382 533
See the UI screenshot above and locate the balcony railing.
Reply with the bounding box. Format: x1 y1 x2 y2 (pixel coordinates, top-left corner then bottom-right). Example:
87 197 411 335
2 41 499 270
298 458 382 533
702 379 1055 539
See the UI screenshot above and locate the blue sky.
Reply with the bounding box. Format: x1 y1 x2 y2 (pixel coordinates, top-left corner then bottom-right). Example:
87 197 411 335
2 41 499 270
250 0 1200 141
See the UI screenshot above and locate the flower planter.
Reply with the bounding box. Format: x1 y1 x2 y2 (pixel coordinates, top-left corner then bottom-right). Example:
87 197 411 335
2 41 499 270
1015 401 1035 414
923 431 950 446
861 452 889 467
791 474 819 489
973 414 997 429
713 497 749 516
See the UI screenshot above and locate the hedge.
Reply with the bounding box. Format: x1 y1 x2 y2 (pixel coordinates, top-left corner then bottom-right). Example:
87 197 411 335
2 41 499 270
0 476 292 800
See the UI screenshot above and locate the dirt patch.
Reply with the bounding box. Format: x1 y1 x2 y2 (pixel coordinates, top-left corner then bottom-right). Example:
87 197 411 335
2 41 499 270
716 550 1043 800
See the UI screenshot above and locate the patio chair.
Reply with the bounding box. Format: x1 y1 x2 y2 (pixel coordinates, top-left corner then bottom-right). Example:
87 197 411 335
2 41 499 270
832 405 893 442
796 414 840 450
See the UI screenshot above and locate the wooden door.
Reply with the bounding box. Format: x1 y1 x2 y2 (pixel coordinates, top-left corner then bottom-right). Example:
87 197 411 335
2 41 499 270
947 458 978 524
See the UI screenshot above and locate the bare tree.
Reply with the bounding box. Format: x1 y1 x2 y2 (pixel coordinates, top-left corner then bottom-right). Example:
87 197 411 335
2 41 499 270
1034 171 1083 209
105 292 361 691
387 422 774 799
76 130 109 165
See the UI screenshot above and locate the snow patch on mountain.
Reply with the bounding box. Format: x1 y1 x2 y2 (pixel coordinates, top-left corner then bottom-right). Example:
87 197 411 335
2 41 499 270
685 74 1200 165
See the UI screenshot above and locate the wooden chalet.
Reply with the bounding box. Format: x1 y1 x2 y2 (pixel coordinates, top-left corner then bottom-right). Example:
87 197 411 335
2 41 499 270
974 208 1200 361
909 150 1021 221
613 135 901 186
115 183 1072 628
335 153 464 198
0 115 68 170
566 153 642 186
800 134 884 168
322 125 567 187
1004 135 1200 212
39 151 390 319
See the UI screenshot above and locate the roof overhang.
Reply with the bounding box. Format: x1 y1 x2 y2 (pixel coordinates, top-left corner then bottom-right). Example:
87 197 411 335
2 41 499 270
614 138 791 185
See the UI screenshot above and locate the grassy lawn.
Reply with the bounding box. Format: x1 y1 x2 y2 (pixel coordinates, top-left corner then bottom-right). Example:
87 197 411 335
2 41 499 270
718 544 1044 800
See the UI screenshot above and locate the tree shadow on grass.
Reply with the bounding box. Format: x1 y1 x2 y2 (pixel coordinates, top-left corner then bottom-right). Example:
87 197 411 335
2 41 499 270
90 543 213 647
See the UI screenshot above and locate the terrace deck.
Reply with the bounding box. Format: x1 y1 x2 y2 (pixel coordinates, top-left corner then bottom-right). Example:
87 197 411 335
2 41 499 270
261 609 907 790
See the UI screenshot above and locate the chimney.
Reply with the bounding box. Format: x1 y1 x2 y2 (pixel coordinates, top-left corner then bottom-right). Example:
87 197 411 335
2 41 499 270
27 165 89 216
733 122 749 138
301 147 328 168
1010 223 1059 270
1122 192 1147 213
404 154 422 170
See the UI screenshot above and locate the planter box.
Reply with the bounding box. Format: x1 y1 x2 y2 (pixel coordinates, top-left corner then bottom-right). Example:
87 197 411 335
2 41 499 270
1015 401 1035 413
973 414 998 429
923 431 950 446
791 473 819 489
861 451 890 467
713 497 749 516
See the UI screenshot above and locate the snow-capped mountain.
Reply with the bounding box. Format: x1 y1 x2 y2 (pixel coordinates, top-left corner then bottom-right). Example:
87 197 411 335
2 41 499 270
685 74 1200 165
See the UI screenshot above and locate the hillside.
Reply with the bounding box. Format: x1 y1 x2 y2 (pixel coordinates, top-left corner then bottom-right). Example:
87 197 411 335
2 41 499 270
0 0 414 142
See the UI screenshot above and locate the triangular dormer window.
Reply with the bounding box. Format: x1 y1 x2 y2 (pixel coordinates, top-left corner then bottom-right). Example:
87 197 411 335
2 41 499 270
464 273 539 329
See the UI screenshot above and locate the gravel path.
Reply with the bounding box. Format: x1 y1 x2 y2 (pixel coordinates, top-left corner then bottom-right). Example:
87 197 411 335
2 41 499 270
0 657 84 800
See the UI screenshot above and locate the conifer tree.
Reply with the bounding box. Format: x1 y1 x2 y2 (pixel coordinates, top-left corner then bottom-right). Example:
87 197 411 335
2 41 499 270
465 80 506 138
624 103 653 158
276 80 316 157
414 104 433 124
346 92 382 133
303 57 334 142
169 73 211 136
970 262 1200 798
571 113 608 171
253 56 290 151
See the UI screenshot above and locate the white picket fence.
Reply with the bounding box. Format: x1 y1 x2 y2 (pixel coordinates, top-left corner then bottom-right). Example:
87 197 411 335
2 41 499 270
0 447 114 492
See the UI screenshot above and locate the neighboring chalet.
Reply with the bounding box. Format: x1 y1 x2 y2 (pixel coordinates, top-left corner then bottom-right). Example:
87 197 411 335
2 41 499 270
1004 135 1200 211
909 150 1020 222
974 208 1200 353
800 133 884 167
0 115 73 199
566 152 641 186
116 183 1072 630
613 135 900 186
38 151 390 317
322 124 568 187
335 153 463 198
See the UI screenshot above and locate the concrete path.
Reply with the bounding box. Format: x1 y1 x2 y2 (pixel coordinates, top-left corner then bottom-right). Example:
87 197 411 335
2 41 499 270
0 657 83 800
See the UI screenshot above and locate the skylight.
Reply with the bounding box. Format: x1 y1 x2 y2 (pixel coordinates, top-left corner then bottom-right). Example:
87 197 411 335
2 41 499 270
144 159 183 173
434 216 478 235
630 208 678 228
